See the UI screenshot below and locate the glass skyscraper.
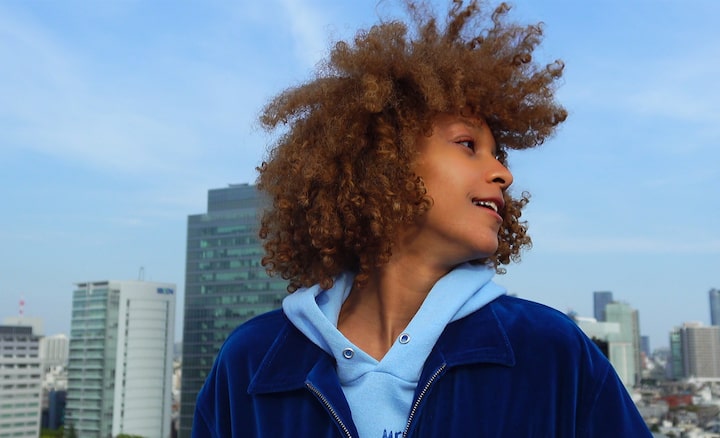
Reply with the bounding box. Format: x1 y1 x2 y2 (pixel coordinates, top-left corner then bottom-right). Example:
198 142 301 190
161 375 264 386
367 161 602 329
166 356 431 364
668 327 684 379
605 302 642 387
179 184 288 437
593 291 614 322
65 284 119 437
709 288 720 326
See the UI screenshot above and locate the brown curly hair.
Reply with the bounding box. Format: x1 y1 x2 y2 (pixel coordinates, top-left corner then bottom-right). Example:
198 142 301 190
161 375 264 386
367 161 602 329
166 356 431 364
257 0 567 292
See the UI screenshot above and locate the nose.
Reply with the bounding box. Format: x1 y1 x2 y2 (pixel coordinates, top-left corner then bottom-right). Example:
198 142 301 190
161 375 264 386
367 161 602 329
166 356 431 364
489 159 513 189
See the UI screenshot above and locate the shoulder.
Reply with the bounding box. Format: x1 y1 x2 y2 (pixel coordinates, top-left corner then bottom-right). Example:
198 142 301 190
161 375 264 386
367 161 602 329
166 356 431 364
490 294 583 339
488 295 609 370
193 310 292 436
215 309 289 368
194 310 290 416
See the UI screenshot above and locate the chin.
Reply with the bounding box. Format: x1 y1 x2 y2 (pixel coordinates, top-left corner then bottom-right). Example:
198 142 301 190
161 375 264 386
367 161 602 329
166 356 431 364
471 242 499 259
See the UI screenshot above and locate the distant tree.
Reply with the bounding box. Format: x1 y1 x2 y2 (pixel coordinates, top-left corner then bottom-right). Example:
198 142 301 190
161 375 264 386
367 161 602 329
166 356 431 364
39 428 57 438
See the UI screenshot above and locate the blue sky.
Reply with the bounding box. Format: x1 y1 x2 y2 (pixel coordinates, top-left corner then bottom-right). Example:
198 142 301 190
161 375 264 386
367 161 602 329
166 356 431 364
2 0 718 349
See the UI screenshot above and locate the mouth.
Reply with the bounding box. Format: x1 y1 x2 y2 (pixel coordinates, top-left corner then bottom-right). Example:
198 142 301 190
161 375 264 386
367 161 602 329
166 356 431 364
471 198 504 214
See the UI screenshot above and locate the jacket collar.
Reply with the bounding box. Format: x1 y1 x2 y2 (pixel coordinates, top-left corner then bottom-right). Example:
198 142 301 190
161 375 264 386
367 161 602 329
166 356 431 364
248 300 515 395
247 314 329 394
432 301 515 368
247 314 360 437
413 300 516 390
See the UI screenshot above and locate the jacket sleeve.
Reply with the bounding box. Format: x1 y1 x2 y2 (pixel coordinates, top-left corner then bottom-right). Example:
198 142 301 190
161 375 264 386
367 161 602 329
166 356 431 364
191 360 225 438
579 355 653 437
191 402 214 438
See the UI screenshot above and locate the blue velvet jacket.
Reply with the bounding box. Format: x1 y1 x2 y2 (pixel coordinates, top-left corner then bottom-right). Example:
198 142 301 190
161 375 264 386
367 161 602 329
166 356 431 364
193 295 652 437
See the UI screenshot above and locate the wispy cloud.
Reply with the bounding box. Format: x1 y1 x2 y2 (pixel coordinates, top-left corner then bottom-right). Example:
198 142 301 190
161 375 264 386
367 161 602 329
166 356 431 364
278 0 331 68
0 4 267 179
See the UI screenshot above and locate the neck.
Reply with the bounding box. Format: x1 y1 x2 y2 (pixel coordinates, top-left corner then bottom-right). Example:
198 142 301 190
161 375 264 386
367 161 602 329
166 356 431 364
337 251 454 360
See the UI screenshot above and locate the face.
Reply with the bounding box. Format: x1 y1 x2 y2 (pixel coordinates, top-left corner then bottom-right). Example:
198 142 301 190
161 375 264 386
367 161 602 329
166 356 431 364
401 113 513 268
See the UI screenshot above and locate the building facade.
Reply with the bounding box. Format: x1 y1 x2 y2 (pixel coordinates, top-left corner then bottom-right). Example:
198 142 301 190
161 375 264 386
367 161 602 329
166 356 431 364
573 315 642 387
179 184 288 437
605 302 642 387
42 389 66 431
39 334 69 369
593 291 613 322
3 317 43 337
668 327 684 379
678 322 720 379
574 316 621 345
0 325 43 438
640 335 650 357
65 280 176 438
710 288 720 326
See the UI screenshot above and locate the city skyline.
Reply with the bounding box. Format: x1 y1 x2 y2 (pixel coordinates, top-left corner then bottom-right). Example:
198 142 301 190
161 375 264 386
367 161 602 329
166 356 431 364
2 1 719 351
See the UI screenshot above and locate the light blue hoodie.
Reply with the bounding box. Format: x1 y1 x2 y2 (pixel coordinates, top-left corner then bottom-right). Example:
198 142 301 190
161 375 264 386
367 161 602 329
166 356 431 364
282 263 505 438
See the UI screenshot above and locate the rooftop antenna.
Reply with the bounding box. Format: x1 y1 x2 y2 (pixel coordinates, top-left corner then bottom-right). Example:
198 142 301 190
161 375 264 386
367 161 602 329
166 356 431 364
138 266 145 281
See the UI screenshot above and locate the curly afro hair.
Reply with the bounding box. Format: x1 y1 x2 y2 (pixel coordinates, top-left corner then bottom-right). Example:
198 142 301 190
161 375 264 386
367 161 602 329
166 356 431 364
257 0 567 292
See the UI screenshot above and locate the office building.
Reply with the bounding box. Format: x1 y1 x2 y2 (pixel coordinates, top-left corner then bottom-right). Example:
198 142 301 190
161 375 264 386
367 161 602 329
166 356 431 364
41 389 66 431
574 316 621 345
640 335 650 357
593 291 613 322
65 280 176 438
39 334 69 369
40 362 68 432
677 322 720 379
668 327 684 379
710 288 720 326
605 302 642 387
179 184 288 437
573 315 642 385
3 317 43 336
0 324 43 438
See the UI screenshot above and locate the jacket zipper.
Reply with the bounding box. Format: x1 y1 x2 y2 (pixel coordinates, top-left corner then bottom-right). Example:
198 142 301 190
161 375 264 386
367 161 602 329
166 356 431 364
306 382 353 438
402 363 447 438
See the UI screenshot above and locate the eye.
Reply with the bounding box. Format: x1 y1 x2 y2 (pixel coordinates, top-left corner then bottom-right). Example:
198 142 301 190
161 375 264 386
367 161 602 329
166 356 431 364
456 139 475 150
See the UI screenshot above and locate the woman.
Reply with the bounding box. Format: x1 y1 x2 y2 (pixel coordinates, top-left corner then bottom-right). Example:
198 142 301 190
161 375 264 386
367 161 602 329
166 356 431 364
193 1 652 436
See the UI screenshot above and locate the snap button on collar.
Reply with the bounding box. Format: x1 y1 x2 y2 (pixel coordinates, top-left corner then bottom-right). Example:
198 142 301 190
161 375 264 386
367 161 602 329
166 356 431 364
398 333 410 344
342 348 355 359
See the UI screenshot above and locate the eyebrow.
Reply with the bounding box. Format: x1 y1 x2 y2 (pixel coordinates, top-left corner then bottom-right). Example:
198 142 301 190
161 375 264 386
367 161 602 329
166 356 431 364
457 118 483 130
453 118 500 156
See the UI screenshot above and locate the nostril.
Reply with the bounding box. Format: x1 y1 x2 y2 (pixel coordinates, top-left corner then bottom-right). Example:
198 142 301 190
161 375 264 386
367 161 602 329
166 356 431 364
493 176 508 185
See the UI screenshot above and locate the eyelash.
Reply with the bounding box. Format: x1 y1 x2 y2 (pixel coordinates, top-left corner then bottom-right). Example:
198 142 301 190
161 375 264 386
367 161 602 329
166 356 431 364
457 140 475 150
457 139 502 161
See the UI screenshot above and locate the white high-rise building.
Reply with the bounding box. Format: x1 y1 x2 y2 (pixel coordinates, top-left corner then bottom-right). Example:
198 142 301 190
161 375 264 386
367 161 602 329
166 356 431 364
0 325 43 438
65 280 176 438
39 333 69 369
2 317 43 336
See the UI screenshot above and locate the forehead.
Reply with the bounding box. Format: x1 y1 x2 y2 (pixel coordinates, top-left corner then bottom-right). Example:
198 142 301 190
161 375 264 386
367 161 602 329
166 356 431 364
428 114 493 142
431 113 487 130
